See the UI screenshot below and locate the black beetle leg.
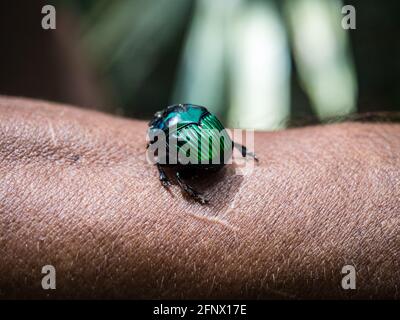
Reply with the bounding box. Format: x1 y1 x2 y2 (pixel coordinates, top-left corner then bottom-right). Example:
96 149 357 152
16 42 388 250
176 171 208 204
233 142 259 162
157 164 170 187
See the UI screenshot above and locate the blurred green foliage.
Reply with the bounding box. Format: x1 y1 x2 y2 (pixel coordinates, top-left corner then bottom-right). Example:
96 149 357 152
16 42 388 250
58 0 357 130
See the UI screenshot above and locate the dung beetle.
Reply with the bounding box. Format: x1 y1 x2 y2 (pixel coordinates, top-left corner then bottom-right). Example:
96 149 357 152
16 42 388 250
147 104 257 204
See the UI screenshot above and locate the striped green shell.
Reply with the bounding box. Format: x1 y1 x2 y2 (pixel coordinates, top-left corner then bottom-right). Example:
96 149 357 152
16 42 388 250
173 113 232 165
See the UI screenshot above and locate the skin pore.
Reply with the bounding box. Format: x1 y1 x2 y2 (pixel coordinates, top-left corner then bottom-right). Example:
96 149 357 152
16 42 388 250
0 96 399 299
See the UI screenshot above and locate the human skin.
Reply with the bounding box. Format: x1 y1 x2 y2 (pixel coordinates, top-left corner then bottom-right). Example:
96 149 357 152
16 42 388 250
0 96 399 299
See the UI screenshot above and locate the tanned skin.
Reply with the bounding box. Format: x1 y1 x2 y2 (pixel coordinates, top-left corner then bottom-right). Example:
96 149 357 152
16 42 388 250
0 96 399 299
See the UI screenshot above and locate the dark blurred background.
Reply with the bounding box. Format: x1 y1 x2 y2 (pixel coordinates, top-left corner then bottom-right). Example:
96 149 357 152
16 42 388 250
0 0 399 130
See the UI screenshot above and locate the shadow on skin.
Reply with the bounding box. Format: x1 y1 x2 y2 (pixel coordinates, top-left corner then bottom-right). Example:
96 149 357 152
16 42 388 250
160 165 245 213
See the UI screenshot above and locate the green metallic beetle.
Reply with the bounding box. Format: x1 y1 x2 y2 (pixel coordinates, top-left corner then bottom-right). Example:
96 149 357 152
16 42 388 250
147 104 257 203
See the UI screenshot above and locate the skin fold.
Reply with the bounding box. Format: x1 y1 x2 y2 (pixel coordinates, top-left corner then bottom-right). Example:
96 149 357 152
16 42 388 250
0 96 399 299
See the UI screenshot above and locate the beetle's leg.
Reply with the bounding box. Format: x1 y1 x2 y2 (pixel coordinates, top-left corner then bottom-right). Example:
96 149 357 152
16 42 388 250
157 164 170 187
233 142 259 162
176 171 208 204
